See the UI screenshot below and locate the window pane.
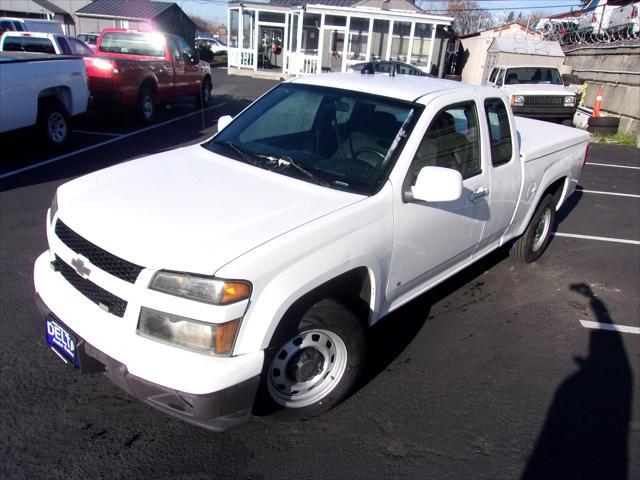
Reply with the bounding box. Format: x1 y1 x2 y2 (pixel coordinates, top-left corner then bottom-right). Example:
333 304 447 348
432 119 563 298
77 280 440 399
411 23 432 66
412 102 481 180
230 10 239 47
370 19 389 60
391 21 410 61
98 32 165 56
243 12 254 48
3 37 56 54
348 17 369 61
484 98 512 166
325 15 346 26
260 12 285 24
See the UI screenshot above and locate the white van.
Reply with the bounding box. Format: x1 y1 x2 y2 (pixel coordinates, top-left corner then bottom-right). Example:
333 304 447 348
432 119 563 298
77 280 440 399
0 17 63 35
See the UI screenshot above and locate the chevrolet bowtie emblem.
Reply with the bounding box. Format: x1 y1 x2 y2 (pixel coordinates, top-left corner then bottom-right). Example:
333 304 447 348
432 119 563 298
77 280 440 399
71 257 91 278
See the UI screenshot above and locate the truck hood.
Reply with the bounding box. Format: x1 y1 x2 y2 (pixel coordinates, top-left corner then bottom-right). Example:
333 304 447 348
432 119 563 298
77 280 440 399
57 145 364 275
502 84 576 96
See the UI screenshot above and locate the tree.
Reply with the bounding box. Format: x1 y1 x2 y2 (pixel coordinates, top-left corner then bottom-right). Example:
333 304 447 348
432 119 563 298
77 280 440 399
190 14 220 34
507 11 515 23
420 0 494 36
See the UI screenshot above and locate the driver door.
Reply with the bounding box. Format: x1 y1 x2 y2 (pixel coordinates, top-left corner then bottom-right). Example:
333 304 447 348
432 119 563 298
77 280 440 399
387 92 490 306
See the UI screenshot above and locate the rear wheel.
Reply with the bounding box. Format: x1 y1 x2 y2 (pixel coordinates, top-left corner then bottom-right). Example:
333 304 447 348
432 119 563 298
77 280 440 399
257 298 365 420
510 194 556 263
198 77 212 108
135 86 155 123
37 99 70 149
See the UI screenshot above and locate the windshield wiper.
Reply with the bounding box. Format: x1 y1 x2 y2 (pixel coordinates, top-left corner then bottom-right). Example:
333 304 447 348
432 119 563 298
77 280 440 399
255 154 331 187
212 140 258 166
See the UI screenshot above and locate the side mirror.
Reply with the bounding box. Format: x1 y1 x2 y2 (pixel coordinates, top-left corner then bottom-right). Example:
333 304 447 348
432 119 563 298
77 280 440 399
217 115 233 131
410 166 463 203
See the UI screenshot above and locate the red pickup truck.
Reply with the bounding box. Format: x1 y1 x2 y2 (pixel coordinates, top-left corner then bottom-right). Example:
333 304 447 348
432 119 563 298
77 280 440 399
87 29 212 122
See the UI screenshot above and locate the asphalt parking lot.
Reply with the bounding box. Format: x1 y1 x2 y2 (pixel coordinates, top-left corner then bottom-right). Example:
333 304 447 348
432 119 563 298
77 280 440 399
0 70 638 479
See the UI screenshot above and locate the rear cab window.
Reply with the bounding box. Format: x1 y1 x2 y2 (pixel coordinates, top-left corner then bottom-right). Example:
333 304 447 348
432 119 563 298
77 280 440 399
99 32 166 57
2 36 56 54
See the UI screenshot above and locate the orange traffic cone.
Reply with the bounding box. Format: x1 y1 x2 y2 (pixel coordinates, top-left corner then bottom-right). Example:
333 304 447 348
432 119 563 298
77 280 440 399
592 86 603 117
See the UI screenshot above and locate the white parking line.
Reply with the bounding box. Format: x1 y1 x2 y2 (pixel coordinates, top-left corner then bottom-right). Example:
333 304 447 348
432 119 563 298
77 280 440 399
579 320 640 334
73 130 123 137
577 188 640 199
553 232 640 245
586 162 640 170
0 102 226 181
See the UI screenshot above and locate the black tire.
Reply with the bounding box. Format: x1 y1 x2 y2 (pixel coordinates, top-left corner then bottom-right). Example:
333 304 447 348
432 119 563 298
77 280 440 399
587 116 619 127
256 298 366 420
37 99 70 149
198 76 212 108
135 86 155 123
510 194 556 263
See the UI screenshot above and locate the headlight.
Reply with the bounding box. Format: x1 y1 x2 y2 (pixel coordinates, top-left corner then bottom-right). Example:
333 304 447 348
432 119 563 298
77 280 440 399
49 191 58 224
137 307 240 355
149 271 251 305
511 95 525 106
564 95 576 107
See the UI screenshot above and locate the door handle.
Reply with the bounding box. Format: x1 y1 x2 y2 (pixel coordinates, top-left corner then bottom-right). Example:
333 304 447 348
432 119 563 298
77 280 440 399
469 186 489 203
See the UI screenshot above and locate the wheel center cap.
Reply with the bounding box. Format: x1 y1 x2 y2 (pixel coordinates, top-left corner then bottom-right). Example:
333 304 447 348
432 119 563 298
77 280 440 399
287 348 325 382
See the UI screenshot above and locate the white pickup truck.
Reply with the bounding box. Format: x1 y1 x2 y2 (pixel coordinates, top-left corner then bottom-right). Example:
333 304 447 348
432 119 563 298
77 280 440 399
486 65 579 123
34 73 589 431
0 52 89 147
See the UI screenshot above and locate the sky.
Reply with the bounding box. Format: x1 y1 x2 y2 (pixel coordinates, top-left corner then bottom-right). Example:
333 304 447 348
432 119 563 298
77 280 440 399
174 0 587 25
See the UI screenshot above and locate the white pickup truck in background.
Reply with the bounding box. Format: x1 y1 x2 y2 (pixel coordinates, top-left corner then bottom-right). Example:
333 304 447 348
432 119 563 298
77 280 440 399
34 73 590 431
0 52 89 147
486 65 579 123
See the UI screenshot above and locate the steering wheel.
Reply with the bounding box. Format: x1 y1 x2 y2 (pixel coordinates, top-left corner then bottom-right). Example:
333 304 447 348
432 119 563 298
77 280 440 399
353 148 386 163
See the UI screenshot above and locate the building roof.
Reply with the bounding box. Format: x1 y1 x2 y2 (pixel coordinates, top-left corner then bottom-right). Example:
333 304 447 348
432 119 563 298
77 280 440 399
289 72 487 102
268 0 360 6
33 0 70 15
487 37 564 57
76 0 175 20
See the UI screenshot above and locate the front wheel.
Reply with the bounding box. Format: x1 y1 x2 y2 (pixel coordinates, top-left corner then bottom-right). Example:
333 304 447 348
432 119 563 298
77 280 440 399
510 193 556 263
257 298 365 420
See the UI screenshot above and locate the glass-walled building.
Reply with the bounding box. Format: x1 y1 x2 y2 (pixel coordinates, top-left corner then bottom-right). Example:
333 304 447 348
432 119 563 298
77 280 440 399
227 0 453 76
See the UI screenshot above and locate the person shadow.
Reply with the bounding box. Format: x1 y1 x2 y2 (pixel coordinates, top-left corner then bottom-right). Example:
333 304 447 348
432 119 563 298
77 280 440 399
521 283 633 480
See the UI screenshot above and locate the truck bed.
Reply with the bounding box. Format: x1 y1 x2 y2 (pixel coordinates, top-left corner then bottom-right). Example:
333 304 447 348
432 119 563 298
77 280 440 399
515 116 590 162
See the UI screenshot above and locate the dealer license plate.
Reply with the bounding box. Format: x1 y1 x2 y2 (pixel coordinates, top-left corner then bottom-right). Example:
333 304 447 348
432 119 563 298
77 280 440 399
46 319 77 367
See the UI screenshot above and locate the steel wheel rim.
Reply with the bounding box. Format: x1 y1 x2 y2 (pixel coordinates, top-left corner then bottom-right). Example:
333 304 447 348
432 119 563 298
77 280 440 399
142 95 153 119
48 112 67 143
532 208 552 252
267 329 348 408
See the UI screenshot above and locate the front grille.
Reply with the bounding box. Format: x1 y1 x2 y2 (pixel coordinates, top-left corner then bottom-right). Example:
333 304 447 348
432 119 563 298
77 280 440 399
54 255 128 318
524 96 564 107
55 220 144 283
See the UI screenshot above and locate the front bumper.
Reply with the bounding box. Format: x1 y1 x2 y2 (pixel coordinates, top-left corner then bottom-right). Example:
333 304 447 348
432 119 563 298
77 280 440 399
512 105 577 120
36 293 259 432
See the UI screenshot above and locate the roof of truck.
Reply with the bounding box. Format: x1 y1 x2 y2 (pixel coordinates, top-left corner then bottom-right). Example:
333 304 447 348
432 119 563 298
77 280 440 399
290 72 486 103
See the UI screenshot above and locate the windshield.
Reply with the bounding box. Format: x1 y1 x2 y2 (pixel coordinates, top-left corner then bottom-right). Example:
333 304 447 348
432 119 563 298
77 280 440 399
98 32 166 57
504 67 562 85
204 83 421 195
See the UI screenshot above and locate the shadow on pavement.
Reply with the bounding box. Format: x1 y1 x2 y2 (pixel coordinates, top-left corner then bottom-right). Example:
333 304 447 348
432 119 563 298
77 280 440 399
0 94 252 192
521 283 632 480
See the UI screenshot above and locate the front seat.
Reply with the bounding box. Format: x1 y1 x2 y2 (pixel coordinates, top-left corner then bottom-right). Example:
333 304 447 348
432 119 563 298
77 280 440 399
340 111 401 167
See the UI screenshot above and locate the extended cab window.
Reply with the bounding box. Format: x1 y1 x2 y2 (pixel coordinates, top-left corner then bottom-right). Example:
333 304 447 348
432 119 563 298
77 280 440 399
484 98 512 166
411 102 481 180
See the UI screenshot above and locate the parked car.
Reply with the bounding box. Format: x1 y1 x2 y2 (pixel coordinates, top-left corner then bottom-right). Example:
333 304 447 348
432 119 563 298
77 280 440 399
88 29 212 122
0 52 89 147
77 33 99 52
196 36 227 55
486 65 578 123
0 32 94 59
0 17 63 34
35 72 590 431
349 60 432 76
